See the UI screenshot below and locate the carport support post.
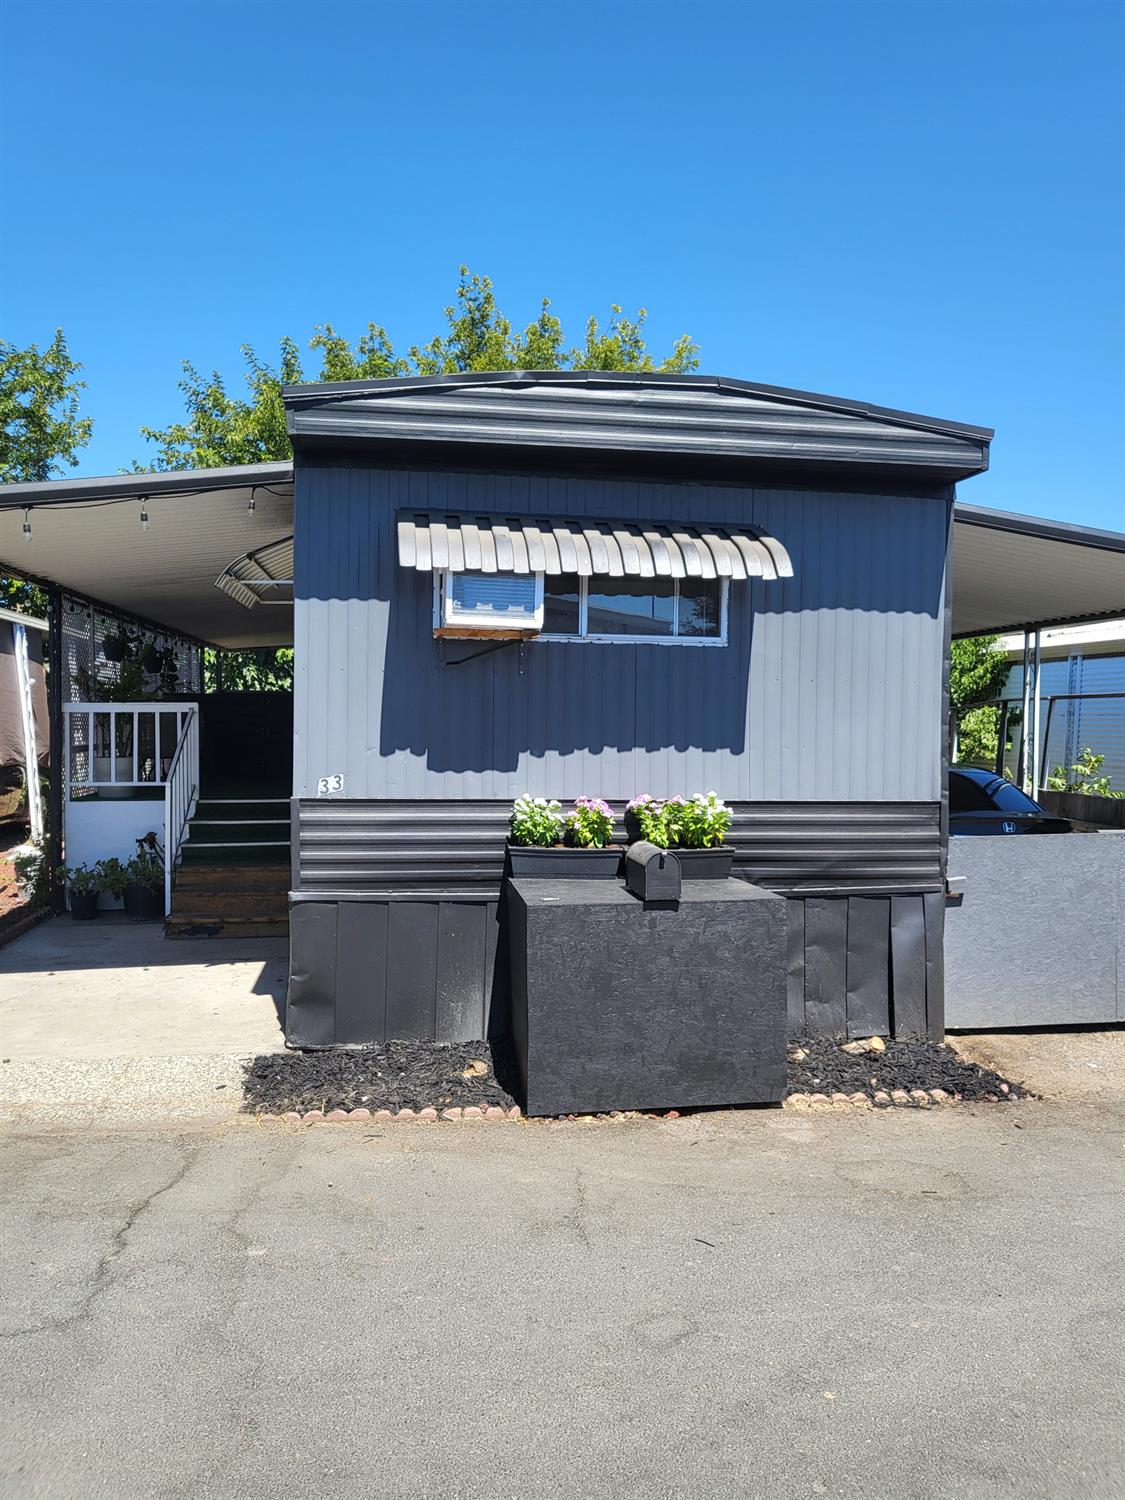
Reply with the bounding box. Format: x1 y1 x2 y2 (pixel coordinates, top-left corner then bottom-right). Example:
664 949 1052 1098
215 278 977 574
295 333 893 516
1031 629 1043 794
46 584 65 914
1018 631 1032 792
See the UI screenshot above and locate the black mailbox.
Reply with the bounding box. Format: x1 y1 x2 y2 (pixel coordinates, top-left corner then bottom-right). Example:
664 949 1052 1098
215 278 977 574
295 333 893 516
624 842 682 905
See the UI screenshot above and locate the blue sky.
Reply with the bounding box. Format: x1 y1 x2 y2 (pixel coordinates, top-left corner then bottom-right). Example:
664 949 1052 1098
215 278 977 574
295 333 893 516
3 0 1122 528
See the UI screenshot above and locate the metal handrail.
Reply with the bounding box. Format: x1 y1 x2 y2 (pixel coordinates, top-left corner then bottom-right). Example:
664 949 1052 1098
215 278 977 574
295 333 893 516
162 706 200 915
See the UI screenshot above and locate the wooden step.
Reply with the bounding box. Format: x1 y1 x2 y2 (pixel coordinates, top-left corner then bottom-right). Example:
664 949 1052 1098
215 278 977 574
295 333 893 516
173 863 290 892
165 913 289 940
180 842 289 867
170 889 289 918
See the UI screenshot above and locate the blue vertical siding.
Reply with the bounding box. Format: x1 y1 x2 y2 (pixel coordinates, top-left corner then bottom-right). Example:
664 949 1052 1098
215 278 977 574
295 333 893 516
293 464 949 802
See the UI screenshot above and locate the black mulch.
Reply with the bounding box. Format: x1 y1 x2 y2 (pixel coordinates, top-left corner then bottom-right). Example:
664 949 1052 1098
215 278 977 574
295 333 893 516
788 1036 1033 1103
242 1033 1031 1115
242 1038 520 1115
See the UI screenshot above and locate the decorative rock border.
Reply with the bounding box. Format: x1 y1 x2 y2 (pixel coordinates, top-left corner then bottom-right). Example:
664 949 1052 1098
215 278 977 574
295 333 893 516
247 1089 1032 1123
254 1105 525 1124
247 1104 693 1125
782 1085 1025 1110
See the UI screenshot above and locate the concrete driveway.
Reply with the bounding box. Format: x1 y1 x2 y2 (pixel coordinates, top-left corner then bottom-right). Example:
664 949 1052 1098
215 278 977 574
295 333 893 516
2 1055 1123 1499
0 915 286 1124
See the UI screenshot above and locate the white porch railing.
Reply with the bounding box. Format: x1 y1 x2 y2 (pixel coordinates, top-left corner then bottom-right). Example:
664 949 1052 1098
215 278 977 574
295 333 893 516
63 702 199 794
62 702 200 917
163 706 200 915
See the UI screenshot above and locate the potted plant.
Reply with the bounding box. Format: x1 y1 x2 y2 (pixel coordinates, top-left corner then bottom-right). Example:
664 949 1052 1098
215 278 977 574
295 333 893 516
123 834 163 919
60 862 100 920
506 795 622 877
96 856 128 908
625 792 735 878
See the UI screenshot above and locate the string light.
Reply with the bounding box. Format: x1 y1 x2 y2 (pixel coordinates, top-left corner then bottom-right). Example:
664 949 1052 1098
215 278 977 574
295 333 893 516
140 497 149 532
247 486 257 516
22 507 32 540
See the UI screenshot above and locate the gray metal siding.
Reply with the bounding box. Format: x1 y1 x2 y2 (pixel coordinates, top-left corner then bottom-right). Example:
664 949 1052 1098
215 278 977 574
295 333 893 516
286 377 990 478
293 799 942 898
294 465 949 803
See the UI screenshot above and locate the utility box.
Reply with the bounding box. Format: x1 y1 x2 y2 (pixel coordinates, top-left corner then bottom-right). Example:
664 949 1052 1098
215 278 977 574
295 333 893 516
507 877 787 1116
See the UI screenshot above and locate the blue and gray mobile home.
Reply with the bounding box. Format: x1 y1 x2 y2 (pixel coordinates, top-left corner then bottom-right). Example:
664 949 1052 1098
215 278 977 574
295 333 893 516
280 372 991 1046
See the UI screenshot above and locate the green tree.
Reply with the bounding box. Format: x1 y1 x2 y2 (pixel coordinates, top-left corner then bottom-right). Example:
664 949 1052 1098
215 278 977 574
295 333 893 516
203 647 294 693
0 329 93 482
136 267 700 469
0 328 92 616
950 634 1012 768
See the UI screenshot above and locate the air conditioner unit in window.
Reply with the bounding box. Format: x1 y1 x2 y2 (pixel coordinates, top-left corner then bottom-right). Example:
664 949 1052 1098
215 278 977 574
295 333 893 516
434 570 544 639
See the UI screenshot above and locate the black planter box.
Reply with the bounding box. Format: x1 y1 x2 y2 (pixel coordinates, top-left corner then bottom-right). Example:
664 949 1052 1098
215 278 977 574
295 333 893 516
69 891 99 921
506 844 623 879
507 877 787 1116
124 884 162 920
672 848 734 880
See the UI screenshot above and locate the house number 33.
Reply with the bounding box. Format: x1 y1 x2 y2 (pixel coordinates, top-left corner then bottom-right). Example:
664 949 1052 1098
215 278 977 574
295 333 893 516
317 773 345 797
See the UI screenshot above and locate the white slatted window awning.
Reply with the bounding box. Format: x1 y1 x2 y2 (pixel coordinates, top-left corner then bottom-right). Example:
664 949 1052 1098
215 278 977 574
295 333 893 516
215 534 295 609
396 512 793 581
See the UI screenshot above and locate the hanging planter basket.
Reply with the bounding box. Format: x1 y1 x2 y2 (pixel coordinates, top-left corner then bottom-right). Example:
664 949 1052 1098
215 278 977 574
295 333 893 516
101 632 128 663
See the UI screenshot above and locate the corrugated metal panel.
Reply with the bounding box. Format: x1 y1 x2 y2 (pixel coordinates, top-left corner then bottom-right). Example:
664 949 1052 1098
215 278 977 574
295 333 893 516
285 374 990 480
294 799 942 898
397 510 791 581
294 466 949 802
215 532 294 608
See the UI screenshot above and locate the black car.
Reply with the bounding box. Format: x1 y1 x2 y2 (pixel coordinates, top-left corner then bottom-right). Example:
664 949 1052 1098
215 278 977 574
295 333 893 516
948 767 1074 835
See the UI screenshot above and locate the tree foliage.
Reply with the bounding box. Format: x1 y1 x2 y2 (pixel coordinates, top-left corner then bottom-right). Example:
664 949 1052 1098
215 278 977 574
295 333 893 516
136 267 700 469
203 647 294 693
950 634 1011 710
950 635 1013 769
0 328 93 483
0 329 91 617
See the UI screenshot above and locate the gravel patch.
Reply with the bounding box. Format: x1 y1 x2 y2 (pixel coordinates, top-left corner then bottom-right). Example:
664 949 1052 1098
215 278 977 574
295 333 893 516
788 1036 1032 1102
242 1033 1031 1117
242 1038 520 1115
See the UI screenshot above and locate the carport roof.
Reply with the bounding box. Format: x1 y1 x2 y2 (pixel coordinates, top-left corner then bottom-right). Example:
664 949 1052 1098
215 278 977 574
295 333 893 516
0 461 1121 645
0 463 294 647
952 504 1125 636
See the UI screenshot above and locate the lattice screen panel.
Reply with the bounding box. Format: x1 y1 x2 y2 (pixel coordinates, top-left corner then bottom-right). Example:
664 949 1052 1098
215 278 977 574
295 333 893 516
61 593 202 703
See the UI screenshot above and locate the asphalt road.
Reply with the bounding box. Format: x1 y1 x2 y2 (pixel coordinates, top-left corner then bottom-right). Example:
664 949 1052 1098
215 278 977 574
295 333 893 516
2 1098 1123 1500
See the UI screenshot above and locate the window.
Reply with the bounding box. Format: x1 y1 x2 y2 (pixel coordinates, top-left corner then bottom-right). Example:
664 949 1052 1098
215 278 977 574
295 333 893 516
436 570 727 644
543 573 726 644
440 571 543 631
